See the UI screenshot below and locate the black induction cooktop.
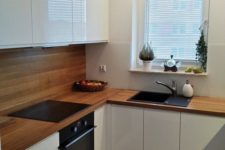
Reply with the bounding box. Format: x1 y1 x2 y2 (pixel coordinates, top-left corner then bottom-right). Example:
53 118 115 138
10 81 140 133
9 100 90 123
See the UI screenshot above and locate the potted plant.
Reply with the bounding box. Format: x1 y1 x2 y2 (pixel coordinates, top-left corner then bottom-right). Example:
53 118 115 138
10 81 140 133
196 30 208 72
139 42 155 70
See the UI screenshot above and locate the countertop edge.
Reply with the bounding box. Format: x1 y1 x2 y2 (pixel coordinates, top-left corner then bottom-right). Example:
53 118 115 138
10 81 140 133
107 100 225 118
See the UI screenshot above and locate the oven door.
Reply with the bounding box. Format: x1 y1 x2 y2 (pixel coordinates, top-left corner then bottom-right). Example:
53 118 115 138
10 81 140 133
59 126 95 150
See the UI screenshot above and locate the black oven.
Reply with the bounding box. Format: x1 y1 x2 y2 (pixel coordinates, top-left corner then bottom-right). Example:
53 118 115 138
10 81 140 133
59 113 95 150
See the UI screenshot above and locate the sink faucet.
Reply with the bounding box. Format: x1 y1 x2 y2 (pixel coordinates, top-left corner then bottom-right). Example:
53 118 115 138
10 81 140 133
156 80 177 96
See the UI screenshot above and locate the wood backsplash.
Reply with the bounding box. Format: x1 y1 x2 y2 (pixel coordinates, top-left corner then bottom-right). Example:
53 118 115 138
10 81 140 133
0 45 86 113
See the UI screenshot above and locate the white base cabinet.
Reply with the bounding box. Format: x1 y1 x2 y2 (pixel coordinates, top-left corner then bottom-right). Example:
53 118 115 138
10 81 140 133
110 105 143 150
94 105 108 150
95 106 225 150
26 132 59 150
144 109 180 150
180 113 225 150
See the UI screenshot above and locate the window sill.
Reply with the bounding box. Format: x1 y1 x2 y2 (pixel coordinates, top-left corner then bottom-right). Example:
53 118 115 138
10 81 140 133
129 68 208 76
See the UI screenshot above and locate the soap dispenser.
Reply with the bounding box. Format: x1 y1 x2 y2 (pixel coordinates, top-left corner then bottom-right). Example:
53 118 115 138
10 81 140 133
182 80 193 98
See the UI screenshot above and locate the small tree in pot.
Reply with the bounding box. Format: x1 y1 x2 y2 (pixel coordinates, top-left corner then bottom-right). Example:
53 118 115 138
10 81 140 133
196 30 207 72
139 42 155 70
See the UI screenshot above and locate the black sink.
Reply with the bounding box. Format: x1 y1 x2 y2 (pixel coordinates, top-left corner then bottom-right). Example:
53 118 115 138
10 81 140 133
129 91 170 103
129 91 190 107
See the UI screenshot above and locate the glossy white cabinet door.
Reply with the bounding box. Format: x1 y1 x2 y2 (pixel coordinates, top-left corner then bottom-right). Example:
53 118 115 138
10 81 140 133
144 109 180 150
32 0 73 45
94 105 107 150
111 105 143 150
0 0 32 47
86 0 108 42
72 0 108 43
72 0 86 42
180 113 225 150
26 132 59 150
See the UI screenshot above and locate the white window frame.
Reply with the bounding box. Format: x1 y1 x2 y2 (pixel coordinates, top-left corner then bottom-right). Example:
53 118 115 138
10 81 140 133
131 0 210 71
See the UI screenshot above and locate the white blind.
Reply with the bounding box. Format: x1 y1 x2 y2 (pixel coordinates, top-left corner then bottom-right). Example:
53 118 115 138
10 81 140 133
144 0 203 60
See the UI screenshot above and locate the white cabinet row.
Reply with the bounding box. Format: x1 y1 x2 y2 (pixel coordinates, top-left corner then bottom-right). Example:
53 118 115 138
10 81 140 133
101 104 225 150
0 0 108 49
107 105 180 150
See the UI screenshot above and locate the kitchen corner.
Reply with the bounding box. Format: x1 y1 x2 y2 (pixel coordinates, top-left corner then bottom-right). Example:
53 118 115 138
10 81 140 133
1 0 225 149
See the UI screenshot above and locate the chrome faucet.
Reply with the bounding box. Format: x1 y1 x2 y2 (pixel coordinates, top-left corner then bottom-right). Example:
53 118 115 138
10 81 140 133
156 80 177 96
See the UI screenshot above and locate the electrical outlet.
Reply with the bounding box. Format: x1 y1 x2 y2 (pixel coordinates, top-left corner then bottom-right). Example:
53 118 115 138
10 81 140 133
99 65 107 72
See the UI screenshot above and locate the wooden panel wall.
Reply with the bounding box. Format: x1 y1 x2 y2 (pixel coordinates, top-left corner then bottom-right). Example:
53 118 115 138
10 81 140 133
0 45 86 113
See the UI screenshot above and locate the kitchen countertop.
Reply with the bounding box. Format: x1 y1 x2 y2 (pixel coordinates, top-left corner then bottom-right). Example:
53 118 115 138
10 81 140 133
1 88 225 150
0 88 120 150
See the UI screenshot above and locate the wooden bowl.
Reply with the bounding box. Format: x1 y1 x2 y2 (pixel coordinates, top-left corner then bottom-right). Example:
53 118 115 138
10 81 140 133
74 80 108 92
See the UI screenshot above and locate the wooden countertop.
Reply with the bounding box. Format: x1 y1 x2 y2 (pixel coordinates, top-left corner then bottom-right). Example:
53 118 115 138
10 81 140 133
108 90 225 117
0 88 120 150
1 88 225 150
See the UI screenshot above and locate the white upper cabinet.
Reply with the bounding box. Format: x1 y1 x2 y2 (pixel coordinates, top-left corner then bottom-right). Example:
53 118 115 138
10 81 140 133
0 0 32 48
72 0 86 42
72 0 108 43
32 0 73 45
86 0 108 42
180 113 225 150
144 109 180 150
0 0 108 49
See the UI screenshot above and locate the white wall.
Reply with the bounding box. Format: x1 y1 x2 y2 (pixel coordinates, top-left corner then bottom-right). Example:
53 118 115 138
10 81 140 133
86 0 225 97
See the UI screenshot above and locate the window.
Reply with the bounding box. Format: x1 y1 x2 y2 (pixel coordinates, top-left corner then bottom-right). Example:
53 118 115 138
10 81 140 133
143 0 207 60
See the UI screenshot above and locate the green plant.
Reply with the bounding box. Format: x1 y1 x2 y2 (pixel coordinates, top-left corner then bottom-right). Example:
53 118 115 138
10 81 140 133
196 31 208 72
139 42 154 61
